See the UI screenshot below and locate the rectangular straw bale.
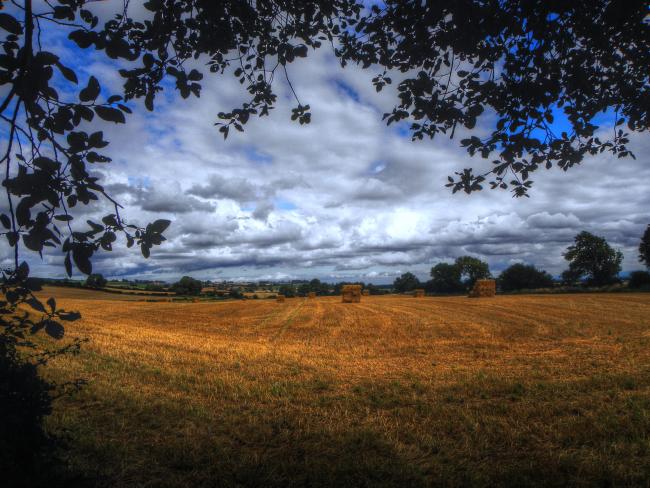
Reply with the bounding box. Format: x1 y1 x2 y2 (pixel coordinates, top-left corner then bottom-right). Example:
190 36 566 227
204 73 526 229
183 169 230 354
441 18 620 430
413 289 425 297
362 289 370 296
307 291 316 298
468 279 496 298
276 294 285 303
341 284 362 303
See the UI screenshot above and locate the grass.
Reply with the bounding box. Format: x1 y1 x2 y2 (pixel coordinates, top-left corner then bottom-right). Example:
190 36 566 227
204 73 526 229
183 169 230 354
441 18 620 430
32 290 650 487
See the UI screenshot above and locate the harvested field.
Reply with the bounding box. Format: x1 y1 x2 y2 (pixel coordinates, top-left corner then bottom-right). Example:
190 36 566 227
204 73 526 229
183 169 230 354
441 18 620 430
35 290 650 487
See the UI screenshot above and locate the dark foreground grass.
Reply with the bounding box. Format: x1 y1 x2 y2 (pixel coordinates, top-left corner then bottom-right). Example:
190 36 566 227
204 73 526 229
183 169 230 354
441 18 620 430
30 292 650 487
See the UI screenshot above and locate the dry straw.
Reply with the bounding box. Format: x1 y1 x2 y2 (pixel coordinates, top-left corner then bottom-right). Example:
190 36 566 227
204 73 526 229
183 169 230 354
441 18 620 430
341 284 362 303
469 279 496 298
307 292 316 298
362 289 370 296
413 289 425 298
276 294 286 303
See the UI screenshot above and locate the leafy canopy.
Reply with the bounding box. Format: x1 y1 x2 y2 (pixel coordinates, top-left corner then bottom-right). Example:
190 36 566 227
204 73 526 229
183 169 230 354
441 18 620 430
427 262 464 294
563 231 623 286
171 276 203 296
393 272 421 293
427 256 491 293
497 263 554 292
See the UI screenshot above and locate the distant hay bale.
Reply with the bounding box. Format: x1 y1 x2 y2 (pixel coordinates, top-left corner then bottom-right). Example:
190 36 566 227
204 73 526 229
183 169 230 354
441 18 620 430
276 294 285 303
341 284 362 303
468 279 496 298
413 289 425 297
192 298 198 303
307 291 316 298
362 289 370 296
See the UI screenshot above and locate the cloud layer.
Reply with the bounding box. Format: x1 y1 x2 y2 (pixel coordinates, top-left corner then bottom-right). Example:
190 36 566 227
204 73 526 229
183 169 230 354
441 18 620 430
2 13 649 283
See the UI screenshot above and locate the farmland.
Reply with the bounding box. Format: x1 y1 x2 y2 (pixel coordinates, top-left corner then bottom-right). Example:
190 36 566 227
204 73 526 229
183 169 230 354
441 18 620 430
36 288 650 487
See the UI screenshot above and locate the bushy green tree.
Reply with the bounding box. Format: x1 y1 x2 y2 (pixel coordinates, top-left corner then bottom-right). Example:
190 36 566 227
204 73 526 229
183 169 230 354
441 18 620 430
563 232 623 286
628 271 650 289
498 264 554 292
426 256 491 293
455 256 491 289
84 273 107 288
171 276 203 296
278 284 296 298
393 272 421 293
229 287 244 299
427 263 464 294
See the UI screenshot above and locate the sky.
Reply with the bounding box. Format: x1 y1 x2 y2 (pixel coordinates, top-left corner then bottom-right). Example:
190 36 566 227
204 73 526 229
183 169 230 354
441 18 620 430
1 2 649 284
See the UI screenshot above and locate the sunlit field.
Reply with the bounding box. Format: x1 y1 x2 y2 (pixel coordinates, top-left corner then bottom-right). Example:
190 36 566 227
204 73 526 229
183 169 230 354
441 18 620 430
38 287 650 487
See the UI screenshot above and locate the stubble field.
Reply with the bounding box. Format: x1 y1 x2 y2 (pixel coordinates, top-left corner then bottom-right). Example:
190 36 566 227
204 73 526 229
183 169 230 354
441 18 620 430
37 287 650 487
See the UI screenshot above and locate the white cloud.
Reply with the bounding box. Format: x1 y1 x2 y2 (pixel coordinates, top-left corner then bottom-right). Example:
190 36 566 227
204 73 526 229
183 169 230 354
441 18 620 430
5 25 650 283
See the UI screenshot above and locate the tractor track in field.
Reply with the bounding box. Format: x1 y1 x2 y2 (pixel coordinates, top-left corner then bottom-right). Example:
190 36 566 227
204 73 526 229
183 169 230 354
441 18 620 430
269 299 306 343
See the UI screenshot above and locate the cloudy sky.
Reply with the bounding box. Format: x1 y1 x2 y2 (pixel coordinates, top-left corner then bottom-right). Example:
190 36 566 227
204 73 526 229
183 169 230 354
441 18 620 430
2 3 649 284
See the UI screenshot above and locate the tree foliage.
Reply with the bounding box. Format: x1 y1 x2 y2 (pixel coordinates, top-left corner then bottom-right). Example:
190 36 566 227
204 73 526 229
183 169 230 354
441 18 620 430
427 256 491 293
498 263 554 292
563 231 622 286
84 273 107 288
171 276 203 296
628 270 650 289
454 256 491 289
278 284 296 298
427 262 464 294
393 272 421 293
338 1 648 196
639 225 650 269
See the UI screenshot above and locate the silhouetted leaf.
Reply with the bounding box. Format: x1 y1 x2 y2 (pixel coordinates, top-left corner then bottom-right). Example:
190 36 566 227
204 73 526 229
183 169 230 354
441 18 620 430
150 219 171 234
0 13 21 35
26 297 46 313
45 321 65 339
56 61 78 84
94 106 125 123
79 76 100 102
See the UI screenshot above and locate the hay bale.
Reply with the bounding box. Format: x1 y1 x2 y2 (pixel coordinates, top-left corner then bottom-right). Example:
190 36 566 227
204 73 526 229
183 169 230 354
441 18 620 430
307 291 316 298
468 279 496 298
361 289 370 296
413 288 425 298
341 284 362 303
276 294 286 303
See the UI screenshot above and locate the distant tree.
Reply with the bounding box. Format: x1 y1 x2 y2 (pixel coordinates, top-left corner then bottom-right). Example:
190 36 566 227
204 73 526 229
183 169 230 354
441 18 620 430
229 287 244 299
563 232 623 286
171 276 203 296
278 284 296 298
560 269 582 286
308 278 330 296
498 264 554 292
427 263 464 294
144 283 165 292
84 273 107 288
640 225 650 269
393 272 421 293
628 271 650 289
297 283 311 297
455 256 491 289
365 284 387 295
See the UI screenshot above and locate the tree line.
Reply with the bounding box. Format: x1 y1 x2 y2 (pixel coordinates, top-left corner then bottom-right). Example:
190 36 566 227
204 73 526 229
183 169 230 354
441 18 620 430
78 226 650 297
394 228 650 294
